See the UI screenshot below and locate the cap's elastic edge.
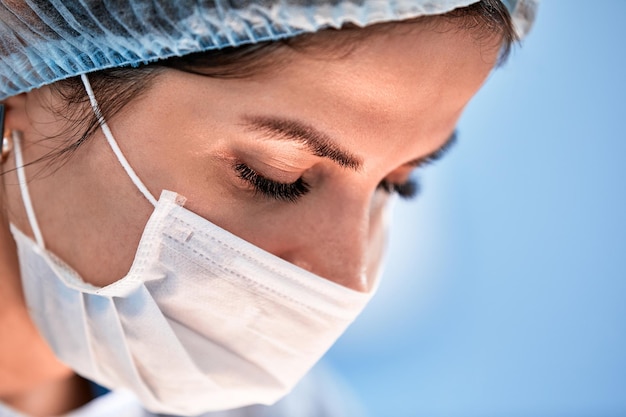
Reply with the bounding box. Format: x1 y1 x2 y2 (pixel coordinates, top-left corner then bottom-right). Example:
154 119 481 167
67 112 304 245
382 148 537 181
0 0 537 100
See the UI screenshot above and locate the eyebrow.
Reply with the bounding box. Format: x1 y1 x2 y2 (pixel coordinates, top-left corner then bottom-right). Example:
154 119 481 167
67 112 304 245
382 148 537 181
405 130 458 167
242 116 363 171
243 115 458 170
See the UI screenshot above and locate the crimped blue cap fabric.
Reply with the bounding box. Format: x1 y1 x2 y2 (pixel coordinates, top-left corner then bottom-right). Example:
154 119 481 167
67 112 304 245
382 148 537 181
0 0 537 100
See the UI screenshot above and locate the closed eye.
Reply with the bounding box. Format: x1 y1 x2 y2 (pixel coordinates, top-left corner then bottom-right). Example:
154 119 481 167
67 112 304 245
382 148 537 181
234 163 310 202
378 177 419 200
381 130 457 201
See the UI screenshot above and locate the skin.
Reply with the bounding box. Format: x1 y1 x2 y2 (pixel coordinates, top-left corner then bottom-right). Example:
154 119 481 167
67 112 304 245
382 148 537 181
0 20 500 416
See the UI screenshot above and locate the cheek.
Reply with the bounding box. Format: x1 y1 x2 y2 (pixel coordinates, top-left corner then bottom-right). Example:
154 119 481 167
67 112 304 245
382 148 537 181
366 190 393 284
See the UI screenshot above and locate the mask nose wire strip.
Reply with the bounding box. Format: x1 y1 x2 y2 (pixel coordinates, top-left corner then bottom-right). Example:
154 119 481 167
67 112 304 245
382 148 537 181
80 74 158 207
13 131 46 248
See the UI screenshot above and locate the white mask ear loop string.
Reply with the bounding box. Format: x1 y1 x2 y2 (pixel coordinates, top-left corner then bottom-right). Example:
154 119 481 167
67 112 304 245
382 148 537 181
13 131 46 248
80 74 158 207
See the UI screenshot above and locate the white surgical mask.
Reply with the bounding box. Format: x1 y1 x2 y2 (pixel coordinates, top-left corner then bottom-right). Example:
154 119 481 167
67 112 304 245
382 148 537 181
9 74 385 415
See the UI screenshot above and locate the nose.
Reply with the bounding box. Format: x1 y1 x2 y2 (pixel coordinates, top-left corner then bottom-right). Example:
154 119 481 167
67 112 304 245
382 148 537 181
278 190 388 293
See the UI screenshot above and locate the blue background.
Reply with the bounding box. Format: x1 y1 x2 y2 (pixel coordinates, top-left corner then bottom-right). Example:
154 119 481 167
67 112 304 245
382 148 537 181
325 1 626 416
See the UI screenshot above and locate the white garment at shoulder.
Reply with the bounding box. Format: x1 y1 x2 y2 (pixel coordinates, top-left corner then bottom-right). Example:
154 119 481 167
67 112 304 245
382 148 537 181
0 390 150 417
0 363 367 417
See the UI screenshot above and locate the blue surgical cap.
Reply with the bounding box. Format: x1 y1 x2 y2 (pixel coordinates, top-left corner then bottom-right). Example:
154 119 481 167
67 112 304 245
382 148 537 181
0 0 537 100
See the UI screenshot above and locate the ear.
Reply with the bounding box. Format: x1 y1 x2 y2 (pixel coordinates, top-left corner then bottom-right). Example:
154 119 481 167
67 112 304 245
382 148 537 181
1 94 29 134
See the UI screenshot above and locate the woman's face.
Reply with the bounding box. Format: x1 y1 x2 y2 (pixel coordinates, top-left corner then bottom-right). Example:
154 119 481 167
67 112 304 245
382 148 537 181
4 21 499 291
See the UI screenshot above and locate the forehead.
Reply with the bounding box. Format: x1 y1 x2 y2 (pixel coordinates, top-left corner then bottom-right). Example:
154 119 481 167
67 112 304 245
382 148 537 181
237 20 500 154
136 19 500 171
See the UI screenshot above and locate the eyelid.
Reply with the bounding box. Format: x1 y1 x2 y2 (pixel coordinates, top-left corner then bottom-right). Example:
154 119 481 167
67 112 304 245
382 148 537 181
229 144 317 182
233 162 310 203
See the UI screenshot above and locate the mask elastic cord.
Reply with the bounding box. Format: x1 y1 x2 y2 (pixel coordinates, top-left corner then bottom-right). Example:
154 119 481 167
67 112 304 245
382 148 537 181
13 131 46 248
80 74 158 207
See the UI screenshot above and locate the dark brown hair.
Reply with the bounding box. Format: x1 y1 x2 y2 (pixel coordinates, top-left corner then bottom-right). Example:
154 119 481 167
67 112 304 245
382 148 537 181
43 0 516 168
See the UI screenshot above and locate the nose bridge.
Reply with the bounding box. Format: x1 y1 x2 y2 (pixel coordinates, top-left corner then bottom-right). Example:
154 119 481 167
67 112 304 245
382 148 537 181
282 191 373 292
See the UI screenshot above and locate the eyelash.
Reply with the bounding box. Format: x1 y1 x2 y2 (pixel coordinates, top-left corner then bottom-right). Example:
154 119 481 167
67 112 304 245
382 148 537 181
234 163 310 203
378 178 419 200
234 163 419 202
